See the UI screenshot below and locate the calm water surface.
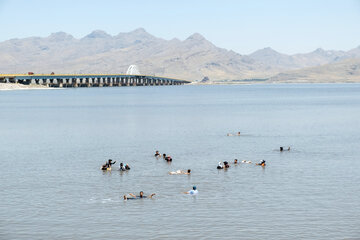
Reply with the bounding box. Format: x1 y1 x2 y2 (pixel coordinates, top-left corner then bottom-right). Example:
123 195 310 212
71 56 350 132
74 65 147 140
0 84 359 239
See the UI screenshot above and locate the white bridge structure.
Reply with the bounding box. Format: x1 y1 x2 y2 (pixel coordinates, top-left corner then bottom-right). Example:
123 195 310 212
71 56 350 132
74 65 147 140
126 65 141 75
0 65 190 88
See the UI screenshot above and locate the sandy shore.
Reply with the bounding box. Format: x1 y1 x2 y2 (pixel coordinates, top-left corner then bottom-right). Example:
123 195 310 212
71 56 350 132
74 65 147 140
0 83 52 91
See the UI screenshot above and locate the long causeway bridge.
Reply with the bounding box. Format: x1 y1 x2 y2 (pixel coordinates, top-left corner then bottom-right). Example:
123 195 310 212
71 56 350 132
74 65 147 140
0 74 191 87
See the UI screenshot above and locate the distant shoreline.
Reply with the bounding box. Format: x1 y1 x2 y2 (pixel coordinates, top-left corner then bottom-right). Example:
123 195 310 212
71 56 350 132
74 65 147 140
1 81 359 91
191 81 360 85
0 83 52 91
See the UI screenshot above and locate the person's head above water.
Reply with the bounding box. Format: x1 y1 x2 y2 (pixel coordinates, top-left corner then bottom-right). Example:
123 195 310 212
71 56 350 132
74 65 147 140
187 169 191 173
139 191 144 197
123 195 127 200
193 186 196 190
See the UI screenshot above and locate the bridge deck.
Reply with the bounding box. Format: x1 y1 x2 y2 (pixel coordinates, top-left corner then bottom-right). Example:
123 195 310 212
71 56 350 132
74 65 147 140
0 74 190 87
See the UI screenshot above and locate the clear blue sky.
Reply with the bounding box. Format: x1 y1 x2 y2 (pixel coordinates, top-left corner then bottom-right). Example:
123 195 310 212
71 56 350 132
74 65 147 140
0 0 359 54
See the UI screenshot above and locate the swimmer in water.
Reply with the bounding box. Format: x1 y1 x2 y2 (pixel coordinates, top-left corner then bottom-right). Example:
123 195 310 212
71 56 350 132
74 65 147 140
241 160 252 164
119 163 126 171
123 195 135 200
128 191 156 199
169 169 191 175
224 161 230 168
154 150 160 157
237 131 241 136
125 164 131 170
183 186 198 195
163 153 167 159
256 160 266 166
234 159 238 164
280 146 291 152
217 162 224 169
107 159 116 166
101 159 116 170
165 155 172 161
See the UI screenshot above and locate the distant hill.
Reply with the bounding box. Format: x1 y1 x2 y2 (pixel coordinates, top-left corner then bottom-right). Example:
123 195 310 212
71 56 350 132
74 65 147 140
0 28 359 82
268 58 360 83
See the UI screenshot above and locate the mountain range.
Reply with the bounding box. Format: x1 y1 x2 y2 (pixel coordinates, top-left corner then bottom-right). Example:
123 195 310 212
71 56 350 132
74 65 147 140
1 28 359 82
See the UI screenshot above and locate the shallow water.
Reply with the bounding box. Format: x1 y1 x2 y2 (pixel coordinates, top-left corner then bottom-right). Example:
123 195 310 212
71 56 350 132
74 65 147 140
0 84 360 239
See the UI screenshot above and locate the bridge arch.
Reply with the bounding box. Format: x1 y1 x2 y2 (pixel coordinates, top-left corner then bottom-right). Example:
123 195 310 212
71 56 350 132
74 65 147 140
126 65 140 75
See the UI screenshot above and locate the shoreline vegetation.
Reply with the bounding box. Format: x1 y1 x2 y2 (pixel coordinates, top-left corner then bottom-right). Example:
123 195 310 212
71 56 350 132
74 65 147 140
1 81 359 91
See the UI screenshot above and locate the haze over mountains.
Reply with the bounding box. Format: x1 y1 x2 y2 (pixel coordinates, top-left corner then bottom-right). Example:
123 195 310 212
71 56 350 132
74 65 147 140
1 28 359 82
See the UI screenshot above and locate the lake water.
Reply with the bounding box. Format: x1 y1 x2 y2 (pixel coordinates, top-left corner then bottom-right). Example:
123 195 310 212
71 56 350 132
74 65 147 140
0 84 359 240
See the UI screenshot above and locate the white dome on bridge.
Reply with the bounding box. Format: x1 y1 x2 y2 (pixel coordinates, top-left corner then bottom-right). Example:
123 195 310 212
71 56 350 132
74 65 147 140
126 65 141 75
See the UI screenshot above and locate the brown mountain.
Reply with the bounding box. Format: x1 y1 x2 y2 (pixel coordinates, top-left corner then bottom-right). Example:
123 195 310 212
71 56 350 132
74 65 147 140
0 28 359 82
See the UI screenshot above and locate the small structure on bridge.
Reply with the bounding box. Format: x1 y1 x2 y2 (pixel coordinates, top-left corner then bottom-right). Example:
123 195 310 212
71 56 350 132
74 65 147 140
126 65 141 75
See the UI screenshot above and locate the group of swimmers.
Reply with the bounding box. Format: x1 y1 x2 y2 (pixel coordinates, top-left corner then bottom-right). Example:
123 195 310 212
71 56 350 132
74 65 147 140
217 159 265 169
113 144 291 201
155 150 173 162
100 159 131 171
155 151 192 175
119 162 131 171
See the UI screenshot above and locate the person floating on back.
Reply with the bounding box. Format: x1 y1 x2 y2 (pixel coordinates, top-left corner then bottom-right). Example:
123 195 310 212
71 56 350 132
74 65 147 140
242 160 252 164
280 146 291 152
183 186 198 195
256 160 266 167
169 169 191 175
227 131 241 136
125 191 156 200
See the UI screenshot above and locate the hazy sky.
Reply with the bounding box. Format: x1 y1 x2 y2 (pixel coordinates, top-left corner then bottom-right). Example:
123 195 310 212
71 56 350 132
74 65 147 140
0 0 359 54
